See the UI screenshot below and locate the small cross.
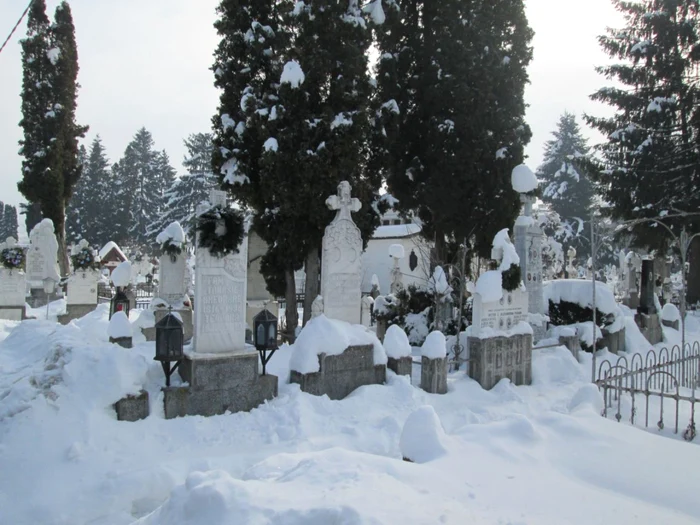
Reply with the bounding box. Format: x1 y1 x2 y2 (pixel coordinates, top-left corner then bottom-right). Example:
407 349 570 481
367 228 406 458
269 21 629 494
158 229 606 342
326 181 361 221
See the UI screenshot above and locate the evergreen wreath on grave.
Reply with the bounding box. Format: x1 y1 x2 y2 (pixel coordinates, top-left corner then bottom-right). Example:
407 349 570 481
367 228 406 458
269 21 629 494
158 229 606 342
196 205 245 258
501 263 522 292
71 247 99 271
160 239 184 260
1 247 25 270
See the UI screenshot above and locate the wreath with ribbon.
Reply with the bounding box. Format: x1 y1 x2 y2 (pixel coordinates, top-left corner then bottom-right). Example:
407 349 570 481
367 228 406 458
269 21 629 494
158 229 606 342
1 247 25 270
196 206 245 258
71 247 99 271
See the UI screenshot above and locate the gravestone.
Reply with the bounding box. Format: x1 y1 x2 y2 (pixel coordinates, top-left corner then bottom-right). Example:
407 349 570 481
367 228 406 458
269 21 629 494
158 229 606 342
0 257 27 321
163 190 277 418
468 333 533 390
320 181 363 324
471 288 528 336
361 295 374 328
151 241 193 342
635 258 662 344
58 270 99 324
625 252 642 309
25 219 60 307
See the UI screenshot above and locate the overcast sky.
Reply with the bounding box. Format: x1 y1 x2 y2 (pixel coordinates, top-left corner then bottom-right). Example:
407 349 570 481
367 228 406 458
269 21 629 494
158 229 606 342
0 0 621 210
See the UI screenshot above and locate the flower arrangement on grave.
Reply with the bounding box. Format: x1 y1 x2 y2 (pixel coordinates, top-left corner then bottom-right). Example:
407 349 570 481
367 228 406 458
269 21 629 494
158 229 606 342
1 246 25 270
70 239 99 271
156 221 187 261
196 205 245 258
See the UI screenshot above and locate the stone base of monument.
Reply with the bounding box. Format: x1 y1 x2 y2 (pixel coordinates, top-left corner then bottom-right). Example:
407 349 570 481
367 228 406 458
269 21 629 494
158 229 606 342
601 327 626 354
635 313 662 345
0 305 26 321
144 309 194 342
467 333 532 390
662 318 680 330
162 352 277 418
420 356 447 394
388 356 413 379
57 304 96 325
558 334 580 360
114 390 149 421
27 288 50 308
289 344 386 400
109 336 133 349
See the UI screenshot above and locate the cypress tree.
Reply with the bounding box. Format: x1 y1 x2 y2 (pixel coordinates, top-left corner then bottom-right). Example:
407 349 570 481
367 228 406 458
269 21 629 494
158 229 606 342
3 205 19 240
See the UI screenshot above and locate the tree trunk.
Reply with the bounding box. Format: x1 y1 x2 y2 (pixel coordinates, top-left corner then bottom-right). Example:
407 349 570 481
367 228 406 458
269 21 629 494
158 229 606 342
687 237 700 307
56 223 70 278
431 226 446 271
303 244 320 326
284 266 299 343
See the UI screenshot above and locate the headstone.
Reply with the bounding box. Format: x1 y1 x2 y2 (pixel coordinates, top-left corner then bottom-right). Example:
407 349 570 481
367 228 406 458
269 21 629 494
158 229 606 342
157 253 187 305
67 270 99 306
320 181 363 324
625 252 642 308
361 295 374 328
468 333 533 390
0 267 27 321
26 219 60 285
471 288 528 336
638 259 656 315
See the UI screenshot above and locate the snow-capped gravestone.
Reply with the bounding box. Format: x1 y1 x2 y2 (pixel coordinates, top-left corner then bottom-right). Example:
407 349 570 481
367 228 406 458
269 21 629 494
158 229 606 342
0 237 27 321
163 190 277 419
58 240 99 324
468 229 532 390
25 219 61 307
320 181 363 324
384 324 412 378
420 331 448 394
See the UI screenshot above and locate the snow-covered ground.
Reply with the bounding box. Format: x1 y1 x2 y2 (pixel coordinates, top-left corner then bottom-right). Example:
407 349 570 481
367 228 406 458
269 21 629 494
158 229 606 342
1 305 700 524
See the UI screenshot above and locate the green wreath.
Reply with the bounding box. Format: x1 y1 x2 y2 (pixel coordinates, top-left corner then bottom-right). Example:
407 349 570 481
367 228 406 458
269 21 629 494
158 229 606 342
196 206 246 258
501 263 522 292
161 241 184 260
71 248 99 271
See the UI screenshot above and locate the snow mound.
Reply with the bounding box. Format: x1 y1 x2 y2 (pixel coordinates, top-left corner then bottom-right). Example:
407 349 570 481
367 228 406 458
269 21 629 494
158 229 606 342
389 243 405 259
281 60 305 88
568 384 604 414
383 324 411 359
156 222 186 247
111 261 132 288
475 270 503 303
400 406 448 463
544 279 618 315
492 228 520 271
511 164 539 193
421 331 446 359
362 0 385 25
428 266 452 296
532 346 583 385
661 303 680 323
290 315 386 373
108 311 133 339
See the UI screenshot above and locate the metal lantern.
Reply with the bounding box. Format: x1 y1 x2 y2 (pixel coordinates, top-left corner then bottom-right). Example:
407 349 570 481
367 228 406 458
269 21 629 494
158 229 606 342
253 308 278 375
154 311 184 387
109 287 130 320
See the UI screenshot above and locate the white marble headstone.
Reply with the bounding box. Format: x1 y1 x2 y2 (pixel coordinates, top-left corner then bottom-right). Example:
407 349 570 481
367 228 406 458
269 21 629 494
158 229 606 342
472 288 528 337
158 253 187 305
67 270 98 305
320 181 363 325
0 269 26 308
26 219 60 285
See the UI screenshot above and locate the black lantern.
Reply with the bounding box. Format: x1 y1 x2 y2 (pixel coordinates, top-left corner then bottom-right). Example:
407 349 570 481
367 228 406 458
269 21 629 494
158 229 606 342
253 308 278 375
109 287 131 319
154 311 184 387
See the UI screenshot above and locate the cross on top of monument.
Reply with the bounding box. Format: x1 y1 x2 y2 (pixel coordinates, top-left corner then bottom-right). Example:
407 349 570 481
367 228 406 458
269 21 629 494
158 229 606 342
326 181 361 221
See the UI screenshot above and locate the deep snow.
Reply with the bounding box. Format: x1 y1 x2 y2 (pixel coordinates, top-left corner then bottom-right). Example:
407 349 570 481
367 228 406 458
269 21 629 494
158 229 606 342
1 306 700 524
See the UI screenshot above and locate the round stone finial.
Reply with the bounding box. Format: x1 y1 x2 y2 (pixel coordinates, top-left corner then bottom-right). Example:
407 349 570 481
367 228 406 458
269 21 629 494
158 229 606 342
511 164 538 194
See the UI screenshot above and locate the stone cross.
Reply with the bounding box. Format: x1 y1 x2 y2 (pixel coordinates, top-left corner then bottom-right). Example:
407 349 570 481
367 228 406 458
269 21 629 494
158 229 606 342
320 181 363 324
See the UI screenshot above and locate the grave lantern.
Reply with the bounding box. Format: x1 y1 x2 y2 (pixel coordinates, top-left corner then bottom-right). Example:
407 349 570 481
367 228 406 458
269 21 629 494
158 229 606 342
154 311 184 387
253 308 278 375
109 287 130 320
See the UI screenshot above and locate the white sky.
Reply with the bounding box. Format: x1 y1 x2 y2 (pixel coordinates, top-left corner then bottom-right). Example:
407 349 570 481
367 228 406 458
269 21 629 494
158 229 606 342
0 0 621 209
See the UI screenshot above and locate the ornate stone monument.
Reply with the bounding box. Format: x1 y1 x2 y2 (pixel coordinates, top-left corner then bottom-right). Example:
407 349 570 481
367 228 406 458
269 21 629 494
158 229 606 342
0 237 27 321
163 190 277 418
320 181 363 324
58 239 99 324
25 219 61 307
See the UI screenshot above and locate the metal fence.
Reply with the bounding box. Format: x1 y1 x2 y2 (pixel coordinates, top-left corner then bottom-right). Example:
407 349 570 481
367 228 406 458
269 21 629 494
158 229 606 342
595 342 700 441
97 283 156 310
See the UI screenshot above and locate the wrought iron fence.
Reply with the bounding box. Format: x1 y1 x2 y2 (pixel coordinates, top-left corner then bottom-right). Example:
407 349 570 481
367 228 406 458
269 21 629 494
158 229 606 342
96 282 155 310
596 342 700 441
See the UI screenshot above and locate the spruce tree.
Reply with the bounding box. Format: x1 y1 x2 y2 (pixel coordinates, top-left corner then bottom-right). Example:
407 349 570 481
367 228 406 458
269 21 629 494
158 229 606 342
538 113 594 257
586 0 700 251
373 0 533 266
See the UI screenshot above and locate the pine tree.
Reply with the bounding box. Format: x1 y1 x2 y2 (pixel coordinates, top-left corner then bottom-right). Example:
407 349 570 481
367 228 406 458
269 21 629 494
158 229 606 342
150 133 218 241
586 0 700 251
538 113 594 257
17 0 87 275
373 0 533 266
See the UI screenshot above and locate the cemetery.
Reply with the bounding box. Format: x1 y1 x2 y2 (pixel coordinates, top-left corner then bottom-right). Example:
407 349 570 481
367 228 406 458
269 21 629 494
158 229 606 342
2 1 700 522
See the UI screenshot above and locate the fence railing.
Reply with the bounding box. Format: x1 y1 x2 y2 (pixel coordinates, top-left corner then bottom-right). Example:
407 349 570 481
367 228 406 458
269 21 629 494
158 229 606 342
97 283 156 310
596 342 700 441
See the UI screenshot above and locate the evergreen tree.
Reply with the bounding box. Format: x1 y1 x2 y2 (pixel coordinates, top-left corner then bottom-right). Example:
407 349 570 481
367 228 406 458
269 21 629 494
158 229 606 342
538 113 594 257
17 1 87 275
0 202 4 239
3 205 19 240
373 0 533 266
113 128 176 249
586 0 700 251
20 202 43 235
150 133 218 241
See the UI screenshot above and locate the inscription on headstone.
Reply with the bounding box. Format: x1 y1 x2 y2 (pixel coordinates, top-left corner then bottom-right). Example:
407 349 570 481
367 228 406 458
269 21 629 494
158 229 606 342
472 289 528 336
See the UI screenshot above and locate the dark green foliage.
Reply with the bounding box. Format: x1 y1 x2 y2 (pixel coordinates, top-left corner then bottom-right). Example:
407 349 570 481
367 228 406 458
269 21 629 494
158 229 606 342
373 0 533 264
548 299 614 329
501 263 522 292
585 0 700 250
376 284 435 344
0 203 19 240
196 206 245 258
20 202 42 234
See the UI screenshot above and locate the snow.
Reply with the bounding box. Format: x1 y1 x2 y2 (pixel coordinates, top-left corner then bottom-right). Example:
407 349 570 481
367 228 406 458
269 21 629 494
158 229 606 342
383 324 411 359
467 321 534 340
362 0 386 25
511 164 539 193
263 137 278 152
110 261 132 288
399 406 448 463
475 270 503 303
381 99 399 114
492 228 520 271
544 279 619 316
428 266 452 296
330 112 353 130
221 157 250 185
388 243 405 259
98 241 127 262
372 223 421 238
46 47 61 65
661 303 680 323
280 60 305 88
514 215 535 227
155 222 186 247
1 306 700 524
495 146 508 159
421 330 447 359
290 315 386 373
220 113 235 130
108 311 133 339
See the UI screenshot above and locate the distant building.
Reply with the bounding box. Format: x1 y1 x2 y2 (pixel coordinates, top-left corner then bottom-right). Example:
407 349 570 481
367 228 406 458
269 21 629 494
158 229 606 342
98 241 128 274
